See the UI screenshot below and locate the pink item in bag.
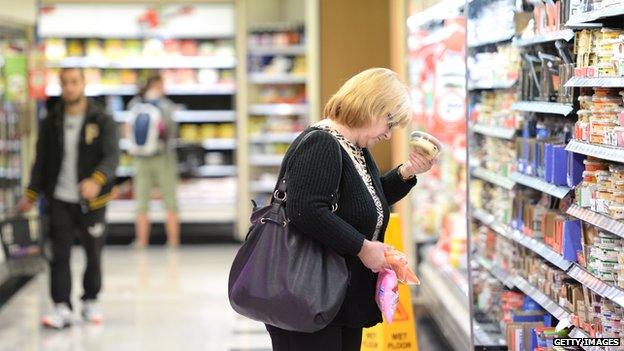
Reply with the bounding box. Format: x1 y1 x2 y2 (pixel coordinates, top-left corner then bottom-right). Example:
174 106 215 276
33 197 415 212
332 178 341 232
375 268 399 324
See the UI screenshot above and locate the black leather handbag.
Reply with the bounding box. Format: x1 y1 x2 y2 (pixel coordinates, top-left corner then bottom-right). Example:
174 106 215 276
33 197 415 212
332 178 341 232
228 130 348 332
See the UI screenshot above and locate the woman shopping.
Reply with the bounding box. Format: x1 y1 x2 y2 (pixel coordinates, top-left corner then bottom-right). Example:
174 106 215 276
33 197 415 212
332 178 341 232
262 67 437 350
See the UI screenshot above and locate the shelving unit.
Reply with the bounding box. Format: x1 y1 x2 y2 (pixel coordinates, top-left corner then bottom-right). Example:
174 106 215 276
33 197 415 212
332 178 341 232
38 3 239 232
513 29 575 47
566 6 624 26
467 30 515 48
509 172 572 199
565 140 624 164
511 101 574 116
471 167 516 190
565 76 624 88
0 22 45 291
467 79 517 91
471 124 516 140
566 204 624 238
420 260 471 351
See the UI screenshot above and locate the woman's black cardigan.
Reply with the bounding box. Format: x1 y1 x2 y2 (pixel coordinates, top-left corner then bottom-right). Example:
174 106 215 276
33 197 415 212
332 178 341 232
276 127 417 328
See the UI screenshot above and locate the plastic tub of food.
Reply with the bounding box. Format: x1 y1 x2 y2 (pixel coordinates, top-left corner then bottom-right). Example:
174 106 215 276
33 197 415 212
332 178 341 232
611 191 624 205
584 159 609 171
590 132 606 144
579 96 593 109
611 164 624 180
609 204 624 219
409 131 442 161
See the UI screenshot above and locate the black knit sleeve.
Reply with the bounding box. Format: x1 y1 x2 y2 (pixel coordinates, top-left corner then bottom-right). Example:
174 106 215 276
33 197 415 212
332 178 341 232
285 131 366 256
380 166 417 206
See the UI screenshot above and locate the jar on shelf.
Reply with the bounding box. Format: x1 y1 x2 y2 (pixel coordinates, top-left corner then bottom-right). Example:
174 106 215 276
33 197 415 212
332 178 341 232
577 110 592 141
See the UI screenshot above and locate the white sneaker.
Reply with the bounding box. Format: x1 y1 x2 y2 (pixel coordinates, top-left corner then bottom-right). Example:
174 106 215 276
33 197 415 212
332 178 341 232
82 300 103 324
42 303 72 329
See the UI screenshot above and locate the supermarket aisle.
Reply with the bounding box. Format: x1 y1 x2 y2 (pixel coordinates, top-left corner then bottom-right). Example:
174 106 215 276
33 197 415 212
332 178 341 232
0 245 271 351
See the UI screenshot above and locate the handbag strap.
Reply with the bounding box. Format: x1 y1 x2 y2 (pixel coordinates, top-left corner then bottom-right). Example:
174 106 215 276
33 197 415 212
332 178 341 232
274 129 343 211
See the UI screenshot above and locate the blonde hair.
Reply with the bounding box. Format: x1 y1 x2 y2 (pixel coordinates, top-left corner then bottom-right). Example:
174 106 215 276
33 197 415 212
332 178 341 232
323 68 411 128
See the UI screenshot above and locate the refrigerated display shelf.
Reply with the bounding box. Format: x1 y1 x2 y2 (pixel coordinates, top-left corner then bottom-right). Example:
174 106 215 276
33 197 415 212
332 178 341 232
566 204 624 238
249 154 284 167
471 167 516 190
107 200 235 224
566 140 624 164
247 44 306 56
511 101 574 116
201 139 237 150
175 139 237 150
249 133 300 143
476 256 516 289
467 31 515 48
195 165 237 177
513 275 572 321
248 104 309 116
566 6 624 26
473 322 507 348
568 264 624 308
468 80 517 91
419 261 471 351
471 208 511 238
472 209 573 271
509 229 574 271
46 56 236 69
46 84 236 97
249 180 276 193
248 73 307 84
568 328 604 351
565 76 624 88
509 172 572 199
514 29 575 47
471 124 516 140
115 110 237 124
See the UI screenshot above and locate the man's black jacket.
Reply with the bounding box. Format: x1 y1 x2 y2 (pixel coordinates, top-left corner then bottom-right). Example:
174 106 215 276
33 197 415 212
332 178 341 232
26 99 120 211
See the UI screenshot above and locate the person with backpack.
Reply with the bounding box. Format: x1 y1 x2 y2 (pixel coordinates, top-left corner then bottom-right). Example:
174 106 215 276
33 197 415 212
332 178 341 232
16 67 120 329
127 74 179 248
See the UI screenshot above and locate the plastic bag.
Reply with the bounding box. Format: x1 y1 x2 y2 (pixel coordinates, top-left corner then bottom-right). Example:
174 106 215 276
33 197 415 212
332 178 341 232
375 268 399 323
384 248 421 285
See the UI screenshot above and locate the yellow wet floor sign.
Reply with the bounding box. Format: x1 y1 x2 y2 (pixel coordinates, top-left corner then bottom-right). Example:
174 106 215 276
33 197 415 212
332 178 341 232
361 214 419 351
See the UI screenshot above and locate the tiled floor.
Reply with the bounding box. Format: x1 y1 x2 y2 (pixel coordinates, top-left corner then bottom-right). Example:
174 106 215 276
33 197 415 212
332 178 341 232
0 245 272 351
0 244 452 351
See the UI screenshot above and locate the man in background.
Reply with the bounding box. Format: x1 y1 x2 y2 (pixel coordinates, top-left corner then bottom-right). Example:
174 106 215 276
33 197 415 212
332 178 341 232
17 67 120 329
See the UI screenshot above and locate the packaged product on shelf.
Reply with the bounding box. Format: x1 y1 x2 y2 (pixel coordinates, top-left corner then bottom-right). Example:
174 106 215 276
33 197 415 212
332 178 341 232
142 38 165 57
85 39 104 58
214 40 234 58
119 69 138 85
44 38 66 61
198 69 219 85
468 45 520 86
217 123 236 139
125 40 142 57
84 68 101 85
164 39 182 56
467 0 516 45
199 124 218 139
574 28 624 78
103 39 125 60
470 90 517 128
219 69 235 84
205 152 225 166
66 39 84 57
180 40 199 56
180 124 200 142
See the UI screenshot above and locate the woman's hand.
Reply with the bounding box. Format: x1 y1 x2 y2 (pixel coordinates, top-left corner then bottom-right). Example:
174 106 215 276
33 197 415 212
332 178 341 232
358 240 390 273
399 152 438 179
